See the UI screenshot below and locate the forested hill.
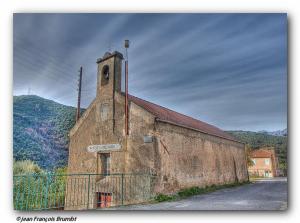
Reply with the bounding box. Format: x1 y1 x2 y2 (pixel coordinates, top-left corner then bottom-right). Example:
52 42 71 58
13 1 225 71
227 130 287 170
13 95 83 170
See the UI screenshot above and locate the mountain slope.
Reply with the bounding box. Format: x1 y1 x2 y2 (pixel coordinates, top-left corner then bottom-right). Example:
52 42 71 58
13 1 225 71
13 95 81 170
258 128 287 137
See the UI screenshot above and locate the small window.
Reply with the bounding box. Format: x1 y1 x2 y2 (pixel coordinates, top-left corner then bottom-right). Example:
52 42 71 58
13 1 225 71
265 159 270 165
101 153 111 176
100 103 109 121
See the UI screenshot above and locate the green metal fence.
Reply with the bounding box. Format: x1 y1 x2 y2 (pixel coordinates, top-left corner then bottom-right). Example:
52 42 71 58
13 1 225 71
13 173 156 210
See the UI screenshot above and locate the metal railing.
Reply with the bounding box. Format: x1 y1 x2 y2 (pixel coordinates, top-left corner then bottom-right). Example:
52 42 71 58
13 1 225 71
13 173 156 210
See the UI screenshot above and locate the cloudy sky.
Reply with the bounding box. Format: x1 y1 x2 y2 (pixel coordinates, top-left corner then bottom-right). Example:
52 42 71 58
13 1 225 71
13 13 287 131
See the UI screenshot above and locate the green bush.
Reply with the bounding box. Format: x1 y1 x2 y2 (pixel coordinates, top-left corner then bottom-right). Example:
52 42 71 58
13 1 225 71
178 186 204 197
13 162 68 210
154 194 174 202
13 160 44 175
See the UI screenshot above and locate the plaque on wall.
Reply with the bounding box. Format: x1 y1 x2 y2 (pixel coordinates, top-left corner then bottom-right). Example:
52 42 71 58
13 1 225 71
143 135 153 143
87 144 121 153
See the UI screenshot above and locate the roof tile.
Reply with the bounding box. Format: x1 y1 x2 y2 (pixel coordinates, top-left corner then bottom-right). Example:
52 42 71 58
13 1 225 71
128 94 239 143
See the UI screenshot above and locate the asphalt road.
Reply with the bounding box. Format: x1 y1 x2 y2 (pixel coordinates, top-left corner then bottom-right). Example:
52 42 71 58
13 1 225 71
113 177 287 211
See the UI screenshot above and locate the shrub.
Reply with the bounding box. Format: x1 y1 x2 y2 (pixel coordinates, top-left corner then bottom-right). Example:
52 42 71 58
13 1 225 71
13 160 43 175
178 187 203 198
154 194 174 202
13 161 68 210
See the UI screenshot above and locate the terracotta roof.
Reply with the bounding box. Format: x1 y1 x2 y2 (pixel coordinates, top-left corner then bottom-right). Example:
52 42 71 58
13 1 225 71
250 149 275 158
127 94 240 143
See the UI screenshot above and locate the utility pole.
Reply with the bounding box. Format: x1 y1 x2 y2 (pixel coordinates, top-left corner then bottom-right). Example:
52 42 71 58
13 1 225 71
76 66 83 122
124 40 129 135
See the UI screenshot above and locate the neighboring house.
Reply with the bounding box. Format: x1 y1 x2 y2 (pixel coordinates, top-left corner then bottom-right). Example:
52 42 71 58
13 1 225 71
65 51 248 210
248 148 279 178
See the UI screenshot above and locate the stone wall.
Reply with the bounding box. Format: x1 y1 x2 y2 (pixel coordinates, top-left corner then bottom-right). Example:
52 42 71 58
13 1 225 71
125 102 157 174
153 121 248 194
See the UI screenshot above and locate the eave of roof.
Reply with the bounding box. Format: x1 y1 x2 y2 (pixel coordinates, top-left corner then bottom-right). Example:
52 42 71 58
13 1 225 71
125 93 242 144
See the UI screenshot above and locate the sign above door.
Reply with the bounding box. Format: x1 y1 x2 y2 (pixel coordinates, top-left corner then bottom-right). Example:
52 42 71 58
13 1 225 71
87 144 121 153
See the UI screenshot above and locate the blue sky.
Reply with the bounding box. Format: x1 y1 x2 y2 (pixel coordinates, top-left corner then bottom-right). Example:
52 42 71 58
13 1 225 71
13 13 287 131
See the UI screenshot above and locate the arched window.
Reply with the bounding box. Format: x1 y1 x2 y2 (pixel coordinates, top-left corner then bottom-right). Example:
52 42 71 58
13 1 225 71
101 65 109 85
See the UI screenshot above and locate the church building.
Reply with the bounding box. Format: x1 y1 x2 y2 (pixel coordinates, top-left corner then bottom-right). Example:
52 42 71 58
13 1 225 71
66 50 248 210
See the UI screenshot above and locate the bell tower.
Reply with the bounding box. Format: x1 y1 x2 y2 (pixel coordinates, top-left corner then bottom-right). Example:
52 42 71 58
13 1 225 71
95 51 123 137
96 51 123 99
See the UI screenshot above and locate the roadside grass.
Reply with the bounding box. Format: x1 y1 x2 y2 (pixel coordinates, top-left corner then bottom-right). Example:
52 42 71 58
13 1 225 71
249 176 270 182
154 181 250 202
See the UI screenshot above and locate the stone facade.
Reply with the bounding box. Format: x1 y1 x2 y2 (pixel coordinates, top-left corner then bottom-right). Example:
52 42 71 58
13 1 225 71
154 122 248 193
65 51 248 209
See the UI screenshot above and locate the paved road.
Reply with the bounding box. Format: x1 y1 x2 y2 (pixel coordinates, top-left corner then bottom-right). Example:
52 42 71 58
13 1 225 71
113 177 287 210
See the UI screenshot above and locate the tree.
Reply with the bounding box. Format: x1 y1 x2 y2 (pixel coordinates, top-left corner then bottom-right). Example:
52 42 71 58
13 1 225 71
245 144 254 167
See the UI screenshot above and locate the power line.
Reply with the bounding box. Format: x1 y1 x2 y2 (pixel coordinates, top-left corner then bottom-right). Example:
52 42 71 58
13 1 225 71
14 45 76 74
14 33 76 57
14 34 96 71
14 52 78 84
14 46 98 89
13 35 99 107
13 34 98 87
14 58 83 102
14 55 78 85
14 35 85 76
